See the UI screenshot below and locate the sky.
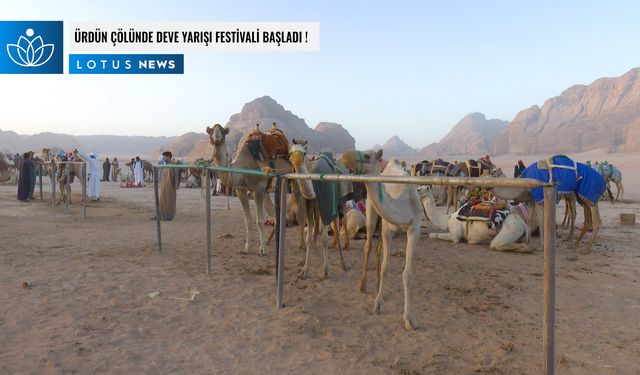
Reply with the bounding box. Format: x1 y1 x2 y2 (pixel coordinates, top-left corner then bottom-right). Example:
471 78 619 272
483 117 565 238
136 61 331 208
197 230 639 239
1 0 640 149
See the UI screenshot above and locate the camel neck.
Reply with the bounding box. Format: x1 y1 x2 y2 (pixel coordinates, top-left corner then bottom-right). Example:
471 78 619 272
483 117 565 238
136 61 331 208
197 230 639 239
364 175 408 224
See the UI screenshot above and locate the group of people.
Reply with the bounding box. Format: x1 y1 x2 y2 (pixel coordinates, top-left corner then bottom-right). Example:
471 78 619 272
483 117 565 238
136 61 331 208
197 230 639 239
101 157 120 182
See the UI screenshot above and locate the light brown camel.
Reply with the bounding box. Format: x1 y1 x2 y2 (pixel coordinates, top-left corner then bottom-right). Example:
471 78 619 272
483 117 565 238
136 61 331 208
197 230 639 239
341 150 422 330
445 156 497 214
420 187 533 253
288 140 347 278
206 123 290 255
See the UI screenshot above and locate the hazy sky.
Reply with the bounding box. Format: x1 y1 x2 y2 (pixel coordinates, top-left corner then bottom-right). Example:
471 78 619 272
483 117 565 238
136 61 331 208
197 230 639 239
2 0 639 149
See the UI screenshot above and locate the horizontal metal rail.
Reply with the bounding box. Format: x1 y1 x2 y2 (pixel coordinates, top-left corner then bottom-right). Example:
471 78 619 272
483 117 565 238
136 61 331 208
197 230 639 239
155 164 552 189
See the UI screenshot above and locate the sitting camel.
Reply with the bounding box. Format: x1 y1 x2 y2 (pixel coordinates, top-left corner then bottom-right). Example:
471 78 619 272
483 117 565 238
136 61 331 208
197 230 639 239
490 155 607 254
341 150 422 330
207 123 290 255
289 139 349 278
420 187 533 253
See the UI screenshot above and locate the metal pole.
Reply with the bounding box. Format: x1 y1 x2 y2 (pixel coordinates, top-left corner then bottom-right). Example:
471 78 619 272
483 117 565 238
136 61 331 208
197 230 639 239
39 165 43 200
153 167 162 252
543 186 557 375
82 163 87 220
65 167 70 211
275 176 287 309
51 161 56 207
205 170 212 274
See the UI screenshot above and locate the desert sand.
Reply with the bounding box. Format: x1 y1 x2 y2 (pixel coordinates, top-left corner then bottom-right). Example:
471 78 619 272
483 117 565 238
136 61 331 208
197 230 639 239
1 153 639 374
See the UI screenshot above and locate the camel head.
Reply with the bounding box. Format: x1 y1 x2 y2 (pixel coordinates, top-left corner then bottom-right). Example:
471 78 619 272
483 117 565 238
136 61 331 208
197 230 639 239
289 138 308 168
207 123 229 146
340 149 383 175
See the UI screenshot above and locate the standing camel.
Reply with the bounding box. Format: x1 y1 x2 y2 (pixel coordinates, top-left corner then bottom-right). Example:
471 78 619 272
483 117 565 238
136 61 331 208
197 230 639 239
341 150 423 330
288 140 348 278
56 151 86 205
490 155 606 254
206 123 289 255
598 162 624 201
419 187 533 253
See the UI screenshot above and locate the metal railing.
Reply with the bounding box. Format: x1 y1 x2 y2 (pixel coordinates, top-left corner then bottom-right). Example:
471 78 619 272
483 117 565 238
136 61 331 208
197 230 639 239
153 163 557 375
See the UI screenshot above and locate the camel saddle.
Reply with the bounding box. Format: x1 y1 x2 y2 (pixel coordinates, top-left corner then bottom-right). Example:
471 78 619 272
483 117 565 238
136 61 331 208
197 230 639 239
252 125 289 160
457 200 510 229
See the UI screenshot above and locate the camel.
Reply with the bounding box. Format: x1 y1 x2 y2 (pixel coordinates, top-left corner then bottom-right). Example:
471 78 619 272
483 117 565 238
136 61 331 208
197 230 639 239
598 163 624 201
56 151 86 205
445 156 497 214
490 155 606 254
341 208 366 241
288 139 348 278
341 150 422 330
206 123 290 255
419 187 533 253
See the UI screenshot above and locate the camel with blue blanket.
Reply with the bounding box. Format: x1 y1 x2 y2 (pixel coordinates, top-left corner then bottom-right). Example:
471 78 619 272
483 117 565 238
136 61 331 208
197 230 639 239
289 140 350 278
490 155 607 254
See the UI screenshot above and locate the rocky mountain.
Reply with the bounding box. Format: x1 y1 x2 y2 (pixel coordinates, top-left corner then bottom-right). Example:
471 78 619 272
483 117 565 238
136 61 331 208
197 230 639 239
373 136 418 157
495 67 640 154
179 96 356 161
155 132 208 159
420 113 508 157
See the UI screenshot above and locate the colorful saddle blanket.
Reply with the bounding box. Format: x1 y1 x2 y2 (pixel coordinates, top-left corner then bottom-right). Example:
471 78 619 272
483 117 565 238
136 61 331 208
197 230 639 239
310 153 352 226
457 200 510 229
521 155 606 205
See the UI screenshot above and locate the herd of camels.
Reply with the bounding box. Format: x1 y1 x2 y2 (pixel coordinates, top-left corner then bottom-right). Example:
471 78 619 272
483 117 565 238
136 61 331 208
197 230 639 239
0 123 623 330
203 122 618 330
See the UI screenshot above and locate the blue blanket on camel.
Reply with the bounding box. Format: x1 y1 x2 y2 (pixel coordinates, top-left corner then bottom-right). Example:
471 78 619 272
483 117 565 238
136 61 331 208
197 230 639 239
521 155 606 206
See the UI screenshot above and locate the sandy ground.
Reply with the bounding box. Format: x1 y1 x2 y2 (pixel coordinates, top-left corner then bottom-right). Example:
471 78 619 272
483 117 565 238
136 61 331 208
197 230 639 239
1 155 639 374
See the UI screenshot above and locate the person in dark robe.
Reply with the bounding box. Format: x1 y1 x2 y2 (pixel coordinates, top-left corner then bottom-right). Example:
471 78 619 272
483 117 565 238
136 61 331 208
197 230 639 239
103 157 111 181
17 152 32 202
151 151 180 221
27 151 38 199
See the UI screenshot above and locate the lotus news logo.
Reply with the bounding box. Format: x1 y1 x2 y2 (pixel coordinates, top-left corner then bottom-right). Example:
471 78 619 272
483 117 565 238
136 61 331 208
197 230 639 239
0 21 63 74
7 28 55 67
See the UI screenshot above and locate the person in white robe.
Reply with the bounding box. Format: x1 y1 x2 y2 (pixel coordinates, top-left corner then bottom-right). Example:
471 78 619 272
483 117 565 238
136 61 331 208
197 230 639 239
134 156 145 186
76 150 101 201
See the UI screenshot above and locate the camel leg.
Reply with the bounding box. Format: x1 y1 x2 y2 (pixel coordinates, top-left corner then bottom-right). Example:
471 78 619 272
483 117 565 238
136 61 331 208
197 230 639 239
574 205 591 251
579 205 601 254
321 224 329 278
617 182 624 201
330 221 339 249
373 220 392 315
253 190 268 255
561 199 569 228
333 218 347 271
490 215 533 253
374 233 383 296
565 195 577 241
297 200 308 251
298 207 315 279
359 208 378 293
236 189 252 254
402 223 418 330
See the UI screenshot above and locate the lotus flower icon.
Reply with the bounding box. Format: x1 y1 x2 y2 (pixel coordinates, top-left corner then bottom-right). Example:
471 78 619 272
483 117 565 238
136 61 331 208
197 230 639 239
6 28 55 67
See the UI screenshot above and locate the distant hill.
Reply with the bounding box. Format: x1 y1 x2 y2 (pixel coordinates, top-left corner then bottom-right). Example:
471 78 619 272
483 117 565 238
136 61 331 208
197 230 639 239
373 135 418 157
0 129 177 158
419 113 507 157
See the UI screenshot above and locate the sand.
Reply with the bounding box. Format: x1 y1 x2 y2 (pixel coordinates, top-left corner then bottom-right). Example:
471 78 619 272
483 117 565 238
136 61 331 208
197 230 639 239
1 153 639 374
